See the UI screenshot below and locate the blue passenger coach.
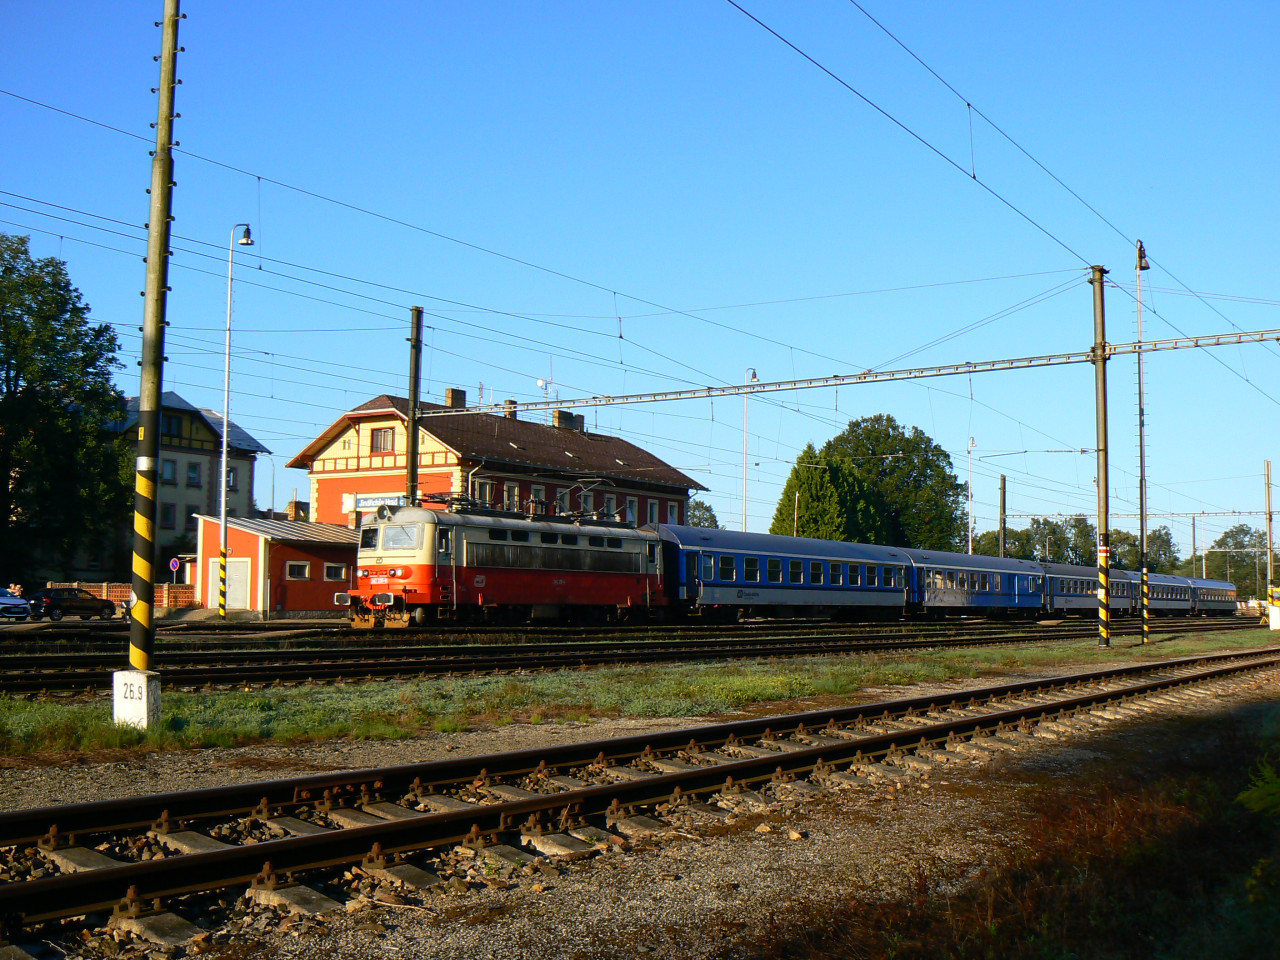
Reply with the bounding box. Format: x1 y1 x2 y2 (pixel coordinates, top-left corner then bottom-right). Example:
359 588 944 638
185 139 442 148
654 525 912 619
902 549 1044 617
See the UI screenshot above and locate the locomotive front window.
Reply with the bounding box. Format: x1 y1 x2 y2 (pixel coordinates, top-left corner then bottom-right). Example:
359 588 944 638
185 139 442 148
360 527 379 550
810 561 823 584
382 524 422 550
767 558 782 583
719 555 737 581
789 560 803 583
744 557 760 582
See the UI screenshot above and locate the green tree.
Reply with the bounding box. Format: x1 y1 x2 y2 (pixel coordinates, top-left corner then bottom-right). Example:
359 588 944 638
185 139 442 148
685 498 721 528
774 415 964 549
1189 524 1268 598
0 233 128 582
769 444 892 542
1145 525 1180 573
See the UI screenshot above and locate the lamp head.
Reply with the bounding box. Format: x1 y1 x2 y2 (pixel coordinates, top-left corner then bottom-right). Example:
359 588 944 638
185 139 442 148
1136 239 1149 271
238 225 254 247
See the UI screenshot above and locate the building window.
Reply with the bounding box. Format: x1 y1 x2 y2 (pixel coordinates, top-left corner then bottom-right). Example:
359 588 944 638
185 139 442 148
626 497 638 522
581 492 594 513
324 563 347 581
160 459 177 485
341 438 352 451
667 503 678 524
604 494 617 517
556 489 569 515
227 466 238 492
184 505 198 531
531 484 545 504
161 413 182 439
370 427 394 453
286 561 311 580
228 507 237 518
475 479 494 505
186 462 201 487
504 482 521 510
647 501 659 524
160 503 176 529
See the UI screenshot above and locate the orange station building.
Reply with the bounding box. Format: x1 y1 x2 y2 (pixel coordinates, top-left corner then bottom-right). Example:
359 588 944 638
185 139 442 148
287 390 705 528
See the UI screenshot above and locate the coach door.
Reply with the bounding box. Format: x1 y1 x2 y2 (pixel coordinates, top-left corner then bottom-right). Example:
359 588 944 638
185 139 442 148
685 552 701 601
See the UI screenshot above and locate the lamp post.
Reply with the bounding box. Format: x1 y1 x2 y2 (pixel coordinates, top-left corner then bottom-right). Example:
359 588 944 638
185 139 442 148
1136 240 1151 642
743 368 757 532
967 437 976 554
220 223 253 620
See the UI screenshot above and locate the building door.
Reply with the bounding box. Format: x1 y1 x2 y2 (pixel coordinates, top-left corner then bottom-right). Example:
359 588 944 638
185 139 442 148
208 558 251 610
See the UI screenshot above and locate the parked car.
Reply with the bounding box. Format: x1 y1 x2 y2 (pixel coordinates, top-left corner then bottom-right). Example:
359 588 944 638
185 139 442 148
0 588 30 621
28 588 115 621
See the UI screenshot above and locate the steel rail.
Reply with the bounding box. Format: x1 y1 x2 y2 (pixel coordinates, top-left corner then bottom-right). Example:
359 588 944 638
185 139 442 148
2 651 1277 924
0 620 1248 694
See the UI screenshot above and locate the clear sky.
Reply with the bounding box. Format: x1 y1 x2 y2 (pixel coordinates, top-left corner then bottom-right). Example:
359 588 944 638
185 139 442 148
3 1 1278 558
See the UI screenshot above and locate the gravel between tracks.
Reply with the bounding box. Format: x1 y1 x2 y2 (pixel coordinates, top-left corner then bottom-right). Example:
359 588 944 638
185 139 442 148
4 671 1279 960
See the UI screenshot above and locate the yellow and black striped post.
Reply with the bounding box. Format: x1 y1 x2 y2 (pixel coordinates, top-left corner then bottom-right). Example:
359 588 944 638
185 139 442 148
1097 540 1110 647
218 549 227 618
127 0 183 677
1140 566 1150 643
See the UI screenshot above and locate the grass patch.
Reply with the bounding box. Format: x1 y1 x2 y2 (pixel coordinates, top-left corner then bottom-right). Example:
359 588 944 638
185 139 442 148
2 627 1275 761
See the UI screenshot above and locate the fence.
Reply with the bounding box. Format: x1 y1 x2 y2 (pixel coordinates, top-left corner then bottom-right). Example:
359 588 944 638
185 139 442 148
46 582 199 608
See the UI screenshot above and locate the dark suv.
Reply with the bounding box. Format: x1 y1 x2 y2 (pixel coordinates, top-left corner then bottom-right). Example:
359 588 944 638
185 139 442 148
28 588 116 621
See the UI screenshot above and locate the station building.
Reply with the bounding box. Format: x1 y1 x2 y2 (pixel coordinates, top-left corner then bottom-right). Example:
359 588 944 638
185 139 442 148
286 390 705 528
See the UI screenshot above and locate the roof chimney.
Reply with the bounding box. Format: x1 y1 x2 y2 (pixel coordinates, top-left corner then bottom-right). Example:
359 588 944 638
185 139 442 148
552 409 575 429
445 387 466 409
574 413 586 433
503 399 518 419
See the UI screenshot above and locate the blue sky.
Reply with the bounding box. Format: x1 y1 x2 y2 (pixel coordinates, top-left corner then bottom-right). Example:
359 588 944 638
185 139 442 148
3 1 1278 557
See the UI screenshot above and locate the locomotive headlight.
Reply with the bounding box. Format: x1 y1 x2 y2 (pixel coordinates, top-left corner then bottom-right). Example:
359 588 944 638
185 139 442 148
359 568 370 578
387 568 400 577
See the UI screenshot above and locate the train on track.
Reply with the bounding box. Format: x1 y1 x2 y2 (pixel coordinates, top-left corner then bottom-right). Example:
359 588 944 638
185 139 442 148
335 501 1237 628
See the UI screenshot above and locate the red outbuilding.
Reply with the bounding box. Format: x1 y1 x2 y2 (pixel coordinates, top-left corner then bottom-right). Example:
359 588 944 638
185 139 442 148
194 515 358 617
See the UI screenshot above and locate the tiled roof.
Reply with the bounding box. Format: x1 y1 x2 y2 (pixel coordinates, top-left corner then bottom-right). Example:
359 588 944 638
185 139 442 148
199 516 358 545
293 394 705 492
115 392 270 455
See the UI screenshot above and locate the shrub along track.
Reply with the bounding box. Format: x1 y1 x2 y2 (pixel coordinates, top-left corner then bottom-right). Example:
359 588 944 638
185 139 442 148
1 645 1277 948
0 619 1251 696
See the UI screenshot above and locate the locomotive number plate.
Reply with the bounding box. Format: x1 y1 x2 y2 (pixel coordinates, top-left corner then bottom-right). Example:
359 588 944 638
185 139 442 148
370 576 389 584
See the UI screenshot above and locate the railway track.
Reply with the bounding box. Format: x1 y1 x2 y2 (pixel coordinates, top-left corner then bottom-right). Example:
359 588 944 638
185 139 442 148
0 619 1252 695
0 646 1276 946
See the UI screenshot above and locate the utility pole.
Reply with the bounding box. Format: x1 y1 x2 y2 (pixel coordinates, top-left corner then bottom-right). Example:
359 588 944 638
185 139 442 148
1191 515 1196 579
998 474 1006 558
406 306 423 505
1136 241 1151 643
121 0 182 729
743 368 757 533
967 437 976 554
1267 459 1275 627
1090 265 1111 648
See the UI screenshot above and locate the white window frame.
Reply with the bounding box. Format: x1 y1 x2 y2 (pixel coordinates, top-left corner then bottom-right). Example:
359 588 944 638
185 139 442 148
160 459 177 484
581 491 594 513
227 465 238 492
556 488 570 514
323 563 347 581
504 482 520 510
186 462 201 487
667 502 678 524
531 484 546 503
604 494 617 517
370 427 395 453
626 496 638 522
475 479 494 505
647 500 659 524
285 561 311 580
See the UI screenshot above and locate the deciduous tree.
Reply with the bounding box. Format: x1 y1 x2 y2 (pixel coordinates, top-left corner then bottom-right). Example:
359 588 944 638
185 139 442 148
0 233 128 581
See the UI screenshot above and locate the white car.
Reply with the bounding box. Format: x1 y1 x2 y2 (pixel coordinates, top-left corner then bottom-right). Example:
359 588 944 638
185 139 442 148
0 588 30 621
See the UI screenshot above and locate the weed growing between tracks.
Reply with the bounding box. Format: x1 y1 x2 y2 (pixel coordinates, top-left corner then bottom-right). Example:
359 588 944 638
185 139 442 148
0 627 1274 761
739 703 1280 960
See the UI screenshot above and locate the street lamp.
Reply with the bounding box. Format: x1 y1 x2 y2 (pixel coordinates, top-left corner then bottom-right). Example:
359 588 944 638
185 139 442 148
742 368 757 533
220 223 253 619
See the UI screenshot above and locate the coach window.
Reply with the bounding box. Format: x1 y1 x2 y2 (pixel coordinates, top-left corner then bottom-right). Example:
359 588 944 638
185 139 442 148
488 529 509 541
767 558 782 583
850 564 862 586
437 528 451 559
511 530 531 543
866 566 878 587
702 554 715 580
606 537 622 549
993 574 1002 592
286 561 310 580
647 543 658 564
540 533 558 544
789 559 803 583
561 534 578 545
589 535 605 548
810 561 824 584
830 563 843 586
744 557 760 582
719 555 737 581
946 571 956 588
980 573 990 592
